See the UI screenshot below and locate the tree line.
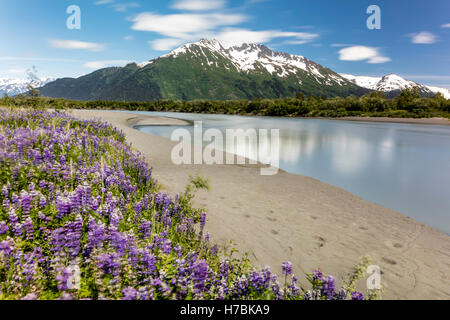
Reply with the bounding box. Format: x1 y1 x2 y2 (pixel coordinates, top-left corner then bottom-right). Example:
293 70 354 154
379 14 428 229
1 87 449 119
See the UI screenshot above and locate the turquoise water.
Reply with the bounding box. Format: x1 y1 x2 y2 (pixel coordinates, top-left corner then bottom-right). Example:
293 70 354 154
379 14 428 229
129 111 450 234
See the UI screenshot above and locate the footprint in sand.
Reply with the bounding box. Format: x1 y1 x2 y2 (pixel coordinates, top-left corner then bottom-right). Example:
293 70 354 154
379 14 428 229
266 217 277 222
393 243 403 249
382 257 397 265
271 230 279 235
315 236 327 248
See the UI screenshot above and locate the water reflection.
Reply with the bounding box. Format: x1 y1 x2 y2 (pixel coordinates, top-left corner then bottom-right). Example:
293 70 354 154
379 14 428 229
134 112 450 234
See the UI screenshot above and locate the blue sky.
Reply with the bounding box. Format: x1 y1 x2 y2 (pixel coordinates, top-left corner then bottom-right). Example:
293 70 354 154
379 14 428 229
0 0 449 88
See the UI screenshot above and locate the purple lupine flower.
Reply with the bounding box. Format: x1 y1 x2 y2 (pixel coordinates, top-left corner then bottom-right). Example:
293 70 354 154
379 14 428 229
21 293 38 300
139 250 157 276
11 193 19 209
351 291 364 301
220 261 230 279
38 180 46 190
56 196 71 218
1 184 9 198
249 271 265 292
2 198 10 211
0 240 13 256
66 217 83 257
210 245 218 256
38 195 47 209
0 221 8 235
84 219 107 257
51 228 67 253
289 276 300 297
312 269 323 281
96 253 120 276
192 260 208 295
69 192 81 213
161 239 172 254
122 287 138 300
337 288 347 300
270 275 282 299
200 212 207 228
282 261 293 276
24 217 34 240
13 222 23 238
262 267 272 289
322 275 335 298
174 245 183 258
59 293 73 300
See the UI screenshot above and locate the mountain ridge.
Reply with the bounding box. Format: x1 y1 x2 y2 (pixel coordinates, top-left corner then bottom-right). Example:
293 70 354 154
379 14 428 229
38 39 368 101
340 73 450 99
34 39 448 101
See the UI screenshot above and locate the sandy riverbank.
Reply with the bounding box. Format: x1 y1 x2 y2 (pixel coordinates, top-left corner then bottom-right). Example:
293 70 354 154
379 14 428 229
71 109 450 300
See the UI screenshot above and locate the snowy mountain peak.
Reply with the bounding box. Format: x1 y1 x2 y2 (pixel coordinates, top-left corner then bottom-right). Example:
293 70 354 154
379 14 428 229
198 38 223 50
0 77 55 96
156 39 349 87
376 74 421 92
341 73 450 99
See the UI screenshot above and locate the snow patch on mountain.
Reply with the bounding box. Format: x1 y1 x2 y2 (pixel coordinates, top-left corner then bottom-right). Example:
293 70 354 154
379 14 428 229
137 61 152 68
0 78 55 96
426 86 450 99
340 74 380 90
376 74 426 92
341 73 450 99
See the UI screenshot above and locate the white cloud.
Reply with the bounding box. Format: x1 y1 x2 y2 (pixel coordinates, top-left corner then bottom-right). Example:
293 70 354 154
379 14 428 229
94 0 115 4
83 60 132 69
214 28 318 48
338 46 391 64
0 56 82 63
148 28 318 51
151 38 187 51
441 23 450 28
112 2 140 12
131 12 247 39
132 2 320 51
49 39 105 52
410 31 438 44
330 43 352 47
171 0 225 11
95 1 139 12
123 35 134 40
367 56 391 64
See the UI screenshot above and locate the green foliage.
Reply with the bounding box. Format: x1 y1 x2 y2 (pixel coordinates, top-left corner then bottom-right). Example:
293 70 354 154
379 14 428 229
189 175 211 192
2 88 449 119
